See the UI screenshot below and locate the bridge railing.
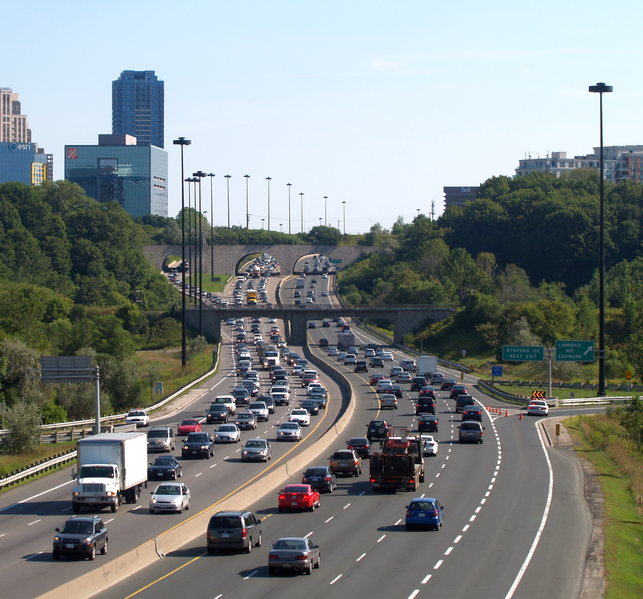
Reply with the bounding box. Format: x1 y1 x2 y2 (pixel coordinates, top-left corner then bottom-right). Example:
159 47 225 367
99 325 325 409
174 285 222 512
193 303 455 311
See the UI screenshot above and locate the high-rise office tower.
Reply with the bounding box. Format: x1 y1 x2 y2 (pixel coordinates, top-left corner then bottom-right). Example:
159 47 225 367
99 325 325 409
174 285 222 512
112 71 164 148
1 88 31 143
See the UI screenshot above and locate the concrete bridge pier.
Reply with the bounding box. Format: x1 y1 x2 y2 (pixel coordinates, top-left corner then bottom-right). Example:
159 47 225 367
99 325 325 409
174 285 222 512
289 311 308 346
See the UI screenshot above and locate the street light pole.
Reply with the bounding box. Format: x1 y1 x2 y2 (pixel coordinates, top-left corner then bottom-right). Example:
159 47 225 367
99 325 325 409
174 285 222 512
207 173 215 281
173 137 191 368
324 196 328 227
287 183 292 234
186 177 193 304
266 177 272 231
589 82 613 397
194 171 207 335
225 175 231 228
244 175 250 229
300 192 304 233
342 201 347 235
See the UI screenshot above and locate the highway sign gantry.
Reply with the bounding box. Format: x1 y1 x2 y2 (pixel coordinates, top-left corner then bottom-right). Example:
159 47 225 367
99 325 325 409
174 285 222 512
555 340 595 362
502 345 544 362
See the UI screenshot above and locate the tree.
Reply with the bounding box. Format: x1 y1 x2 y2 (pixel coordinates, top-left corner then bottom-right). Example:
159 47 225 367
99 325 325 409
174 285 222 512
100 357 142 413
306 225 342 245
4 401 42 453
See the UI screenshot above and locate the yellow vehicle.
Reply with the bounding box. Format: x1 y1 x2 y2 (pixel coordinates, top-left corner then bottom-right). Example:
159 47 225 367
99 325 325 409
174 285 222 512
247 290 258 305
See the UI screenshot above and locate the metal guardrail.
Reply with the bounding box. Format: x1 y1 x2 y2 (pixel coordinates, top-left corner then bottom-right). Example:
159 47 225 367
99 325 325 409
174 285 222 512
0 450 78 490
557 397 631 407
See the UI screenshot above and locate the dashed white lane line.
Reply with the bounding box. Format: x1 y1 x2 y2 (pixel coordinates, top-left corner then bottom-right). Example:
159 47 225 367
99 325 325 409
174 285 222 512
454 535 462 543
0 534 5 538
435 472 440 478
304 531 313 538
441 463 445 469
408 590 420 599
481 498 487 504
325 516 334 523
421 574 432 584
0 479 75 514
429 482 434 488
28 519 41 526
25 551 44 560
395 519 402 525
434 559 443 569
469 514 476 522
330 574 343 584
214 594 223 599
195 473 202 478
359 489 369 496
475 506 482 513
377 535 386 543
243 569 259 580
462 524 470 532
62 506 72 512
343 503 351 509
444 546 454 555
210 463 217 468
131 505 142 511
105 518 114 524
356 552 366 562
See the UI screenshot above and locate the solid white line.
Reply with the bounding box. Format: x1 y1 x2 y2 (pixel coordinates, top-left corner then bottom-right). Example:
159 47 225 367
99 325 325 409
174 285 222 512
343 503 351 509
325 516 334 523
377 535 386 543
421 574 432 584
444 546 453 555
503 419 554 599
0 479 75 513
356 552 366 562
25 551 44 560
330 574 343 584
408 590 420 599
28 519 41 526
243 569 259 580
454 535 462 543
434 559 443 569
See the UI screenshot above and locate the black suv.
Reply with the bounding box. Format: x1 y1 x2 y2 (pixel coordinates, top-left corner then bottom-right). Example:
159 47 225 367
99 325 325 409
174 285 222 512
206 405 229 424
207 511 262 554
462 405 483 421
415 396 436 415
450 384 468 399
53 516 108 560
410 377 428 392
418 414 439 433
354 360 368 373
455 394 475 413
367 419 390 441
182 432 214 459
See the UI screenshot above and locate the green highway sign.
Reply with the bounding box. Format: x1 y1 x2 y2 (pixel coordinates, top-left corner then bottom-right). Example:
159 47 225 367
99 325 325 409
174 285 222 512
502 346 544 361
555 340 595 362
331 259 343 264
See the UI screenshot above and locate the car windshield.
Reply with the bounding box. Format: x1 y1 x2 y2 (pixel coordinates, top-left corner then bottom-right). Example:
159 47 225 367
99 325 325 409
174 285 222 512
155 485 180 495
153 457 174 466
61 521 94 534
292 409 307 415
333 451 353 459
274 539 307 550
209 516 241 528
246 440 266 448
187 433 208 442
237 414 253 420
181 420 198 426
281 423 298 429
349 438 367 445
128 411 145 417
461 423 480 430
421 416 436 421
283 485 308 494
79 465 115 478
147 430 168 438
219 425 236 432
410 501 435 511
305 468 328 476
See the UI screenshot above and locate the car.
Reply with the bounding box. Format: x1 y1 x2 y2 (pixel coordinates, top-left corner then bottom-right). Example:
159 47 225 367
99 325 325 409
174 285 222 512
182 432 214 459
379 394 398 410
271 391 290 407
177 419 202 436
328 347 338 356
344 354 357 365
450 384 468 399
302 466 337 493
415 396 436 415
300 399 320 415
431 373 445 385
212 395 236 415
455 394 475 413
418 414 439 433
214 424 241 443
258 394 276 414
370 357 384 368
527 400 550 416
53 516 108 561
306 382 325 396
241 438 272 462
354 360 368 373
289 408 311 427
405 497 444 531
400 359 416 372
459 421 485 443
149 482 191 514
389 366 403 380
277 422 302 441
410 377 428 391
421 435 439 457
232 387 251 406
329 449 362 476
305 297 313 304
346 437 371 458
268 536 321 575
441 378 457 391
126 409 150 428
367 419 390 441
148 455 182 480
247 401 270 422
308 392 328 410
308 321 317 329
207 511 263 554
462 405 483 421
386 384 403 398
206 405 229 424
319 338 329 347
370 372 386 385
278 484 321 512
235 412 258 430
268 317 277 323
302 372 319 386
241 380 260 397
418 386 436 399
376 379 393 393
322 319 331 327
397 372 413 384
147 427 176 452
382 351 394 361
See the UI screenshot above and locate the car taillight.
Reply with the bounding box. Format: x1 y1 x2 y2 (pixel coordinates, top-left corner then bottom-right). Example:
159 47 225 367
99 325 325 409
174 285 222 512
269 554 279 560
434 510 439 517
406 511 412 517
325 476 330 481
279 494 286 500
296 554 307 560
241 527 247 538
354 460 358 465
207 531 211 539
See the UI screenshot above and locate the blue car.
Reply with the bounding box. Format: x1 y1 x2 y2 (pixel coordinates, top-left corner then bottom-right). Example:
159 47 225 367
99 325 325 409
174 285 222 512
405 498 444 531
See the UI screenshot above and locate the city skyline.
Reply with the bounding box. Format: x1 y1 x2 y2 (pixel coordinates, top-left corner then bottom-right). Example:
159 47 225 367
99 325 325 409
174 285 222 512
3 1 642 233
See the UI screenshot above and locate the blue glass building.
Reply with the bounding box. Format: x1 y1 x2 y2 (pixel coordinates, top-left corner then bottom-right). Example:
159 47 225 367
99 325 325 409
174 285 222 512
112 71 164 148
0 142 50 186
65 135 168 217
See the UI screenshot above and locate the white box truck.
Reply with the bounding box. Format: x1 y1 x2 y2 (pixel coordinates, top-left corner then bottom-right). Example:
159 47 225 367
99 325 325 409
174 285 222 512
296 277 306 289
72 432 148 514
416 355 438 378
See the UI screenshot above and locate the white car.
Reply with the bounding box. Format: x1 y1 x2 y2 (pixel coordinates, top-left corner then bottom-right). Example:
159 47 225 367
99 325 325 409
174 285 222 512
289 408 311 427
271 392 290 406
268 317 277 323
126 409 150 427
382 351 394 361
344 354 357 365
248 401 270 422
400 360 416 372
277 422 302 441
364 348 376 358
307 382 325 396
214 424 241 443
421 435 439 457
397 372 413 384
337 351 347 361
376 379 393 393
389 366 403 380
321 290 328 296
149 482 191 514
527 400 550 416
379 394 398 410
328 347 338 356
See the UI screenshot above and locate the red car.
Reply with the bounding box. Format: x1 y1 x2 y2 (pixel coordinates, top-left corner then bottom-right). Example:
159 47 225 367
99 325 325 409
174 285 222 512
278 484 321 512
301 374 319 387
177 419 202 436
370 373 386 385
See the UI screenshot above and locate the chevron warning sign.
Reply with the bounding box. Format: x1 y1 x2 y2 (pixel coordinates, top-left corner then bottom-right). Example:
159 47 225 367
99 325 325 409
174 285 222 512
531 390 546 399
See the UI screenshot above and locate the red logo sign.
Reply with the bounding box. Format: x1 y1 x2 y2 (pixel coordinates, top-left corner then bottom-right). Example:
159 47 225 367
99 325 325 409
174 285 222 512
66 147 78 159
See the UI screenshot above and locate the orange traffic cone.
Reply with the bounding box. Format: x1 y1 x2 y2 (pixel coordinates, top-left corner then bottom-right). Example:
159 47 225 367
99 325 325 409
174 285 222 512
519 413 523 420
505 410 509 417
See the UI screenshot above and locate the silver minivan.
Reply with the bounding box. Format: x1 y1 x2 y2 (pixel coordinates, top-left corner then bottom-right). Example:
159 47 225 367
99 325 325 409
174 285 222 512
458 421 485 444
147 427 176 452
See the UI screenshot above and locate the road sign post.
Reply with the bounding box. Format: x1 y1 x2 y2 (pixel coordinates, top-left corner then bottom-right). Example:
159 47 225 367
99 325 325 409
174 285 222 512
502 346 544 361
555 340 595 362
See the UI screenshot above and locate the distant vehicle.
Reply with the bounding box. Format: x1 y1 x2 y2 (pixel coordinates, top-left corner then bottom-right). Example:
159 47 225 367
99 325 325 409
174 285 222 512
462 405 483 421
178 419 202 436
300 399 320 415
302 466 337 493
147 427 176 453
410 377 428 391
441 378 457 390
53 516 108 561
379 394 398 410
289 408 311 427
214 424 241 444
242 439 272 462
206 405 229 424
268 536 321 575
354 360 368 373
416 355 438 378
459 421 485 443
278 485 321 513
149 482 191 514
369 426 425 492
235 412 258 430
400 360 416 372
405 497 444 531
421 435 439 457
450 385 468 399
366 419 391 442
148 456 182 480
182 432 214 459
247 401 270 422
527 400 549 416
382 352 394 361
329 449 362 477
346 437 371 458
126 410 149 428
431 372 445 385
207 511 262 554
455 394 475 413
418 414 439 433
277 422 302 441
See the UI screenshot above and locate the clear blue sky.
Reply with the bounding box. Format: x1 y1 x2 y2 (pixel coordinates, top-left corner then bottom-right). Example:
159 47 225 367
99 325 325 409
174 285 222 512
4 1 640 233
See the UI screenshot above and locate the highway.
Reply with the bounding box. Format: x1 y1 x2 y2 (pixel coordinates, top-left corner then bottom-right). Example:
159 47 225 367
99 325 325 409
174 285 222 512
1 259 596 599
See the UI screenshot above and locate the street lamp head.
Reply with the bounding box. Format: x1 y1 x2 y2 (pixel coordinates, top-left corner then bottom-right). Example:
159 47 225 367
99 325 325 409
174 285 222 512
225 174 231 179
207 173 215 178
287 183 292 187
266 176 272 181
589 82 613 94
193 171 206 178
173 137 191 146
245 174 250 178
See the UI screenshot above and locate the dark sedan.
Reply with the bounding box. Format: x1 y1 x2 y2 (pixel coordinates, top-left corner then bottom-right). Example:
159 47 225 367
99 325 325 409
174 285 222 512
300 400 320 415
181 432 214 459
346 437 371 458
302 466 337 493
148 456 182 480
235 412 258 430
418 414 439 433
206 405 229 424
441 378 457 390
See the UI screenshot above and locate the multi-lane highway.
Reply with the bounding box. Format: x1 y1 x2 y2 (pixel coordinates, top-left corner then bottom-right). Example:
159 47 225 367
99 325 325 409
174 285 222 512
1 261 595 599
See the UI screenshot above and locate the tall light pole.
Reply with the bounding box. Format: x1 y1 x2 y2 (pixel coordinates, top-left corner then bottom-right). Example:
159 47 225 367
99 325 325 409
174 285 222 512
207 173 215 281
186 177 193 302
225 175 231 228
266 176 272 231
324 196 328 226
287 183 292 234
173 137 191 368
244 174 250 229
300 192 304 233
589 82 613 397
342 201 347 235
194 171 207 335
188 178 199 308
